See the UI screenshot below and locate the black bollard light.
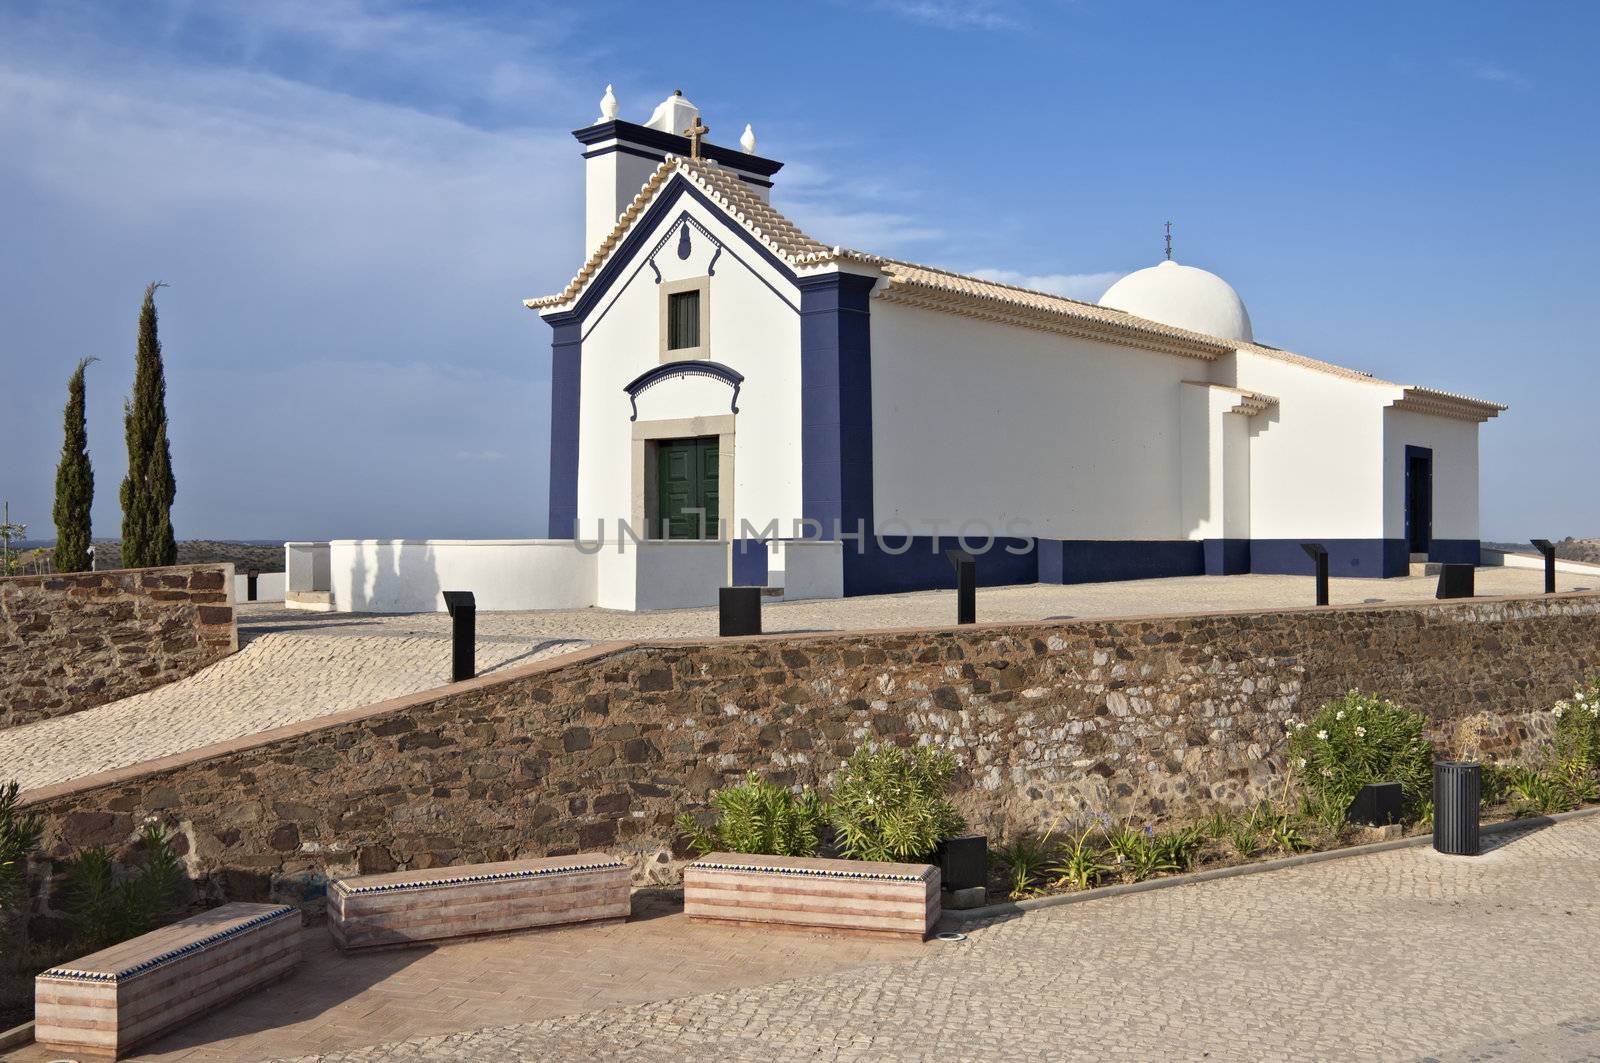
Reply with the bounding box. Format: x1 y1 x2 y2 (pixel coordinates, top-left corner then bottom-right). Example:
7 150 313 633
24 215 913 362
1436 563 1475 599
442 590 476 682
1433 761 1482 855
1300 543 1330 606
246 570 259 602
945 548 976 625
1532 539 1557 594
719 586 762 637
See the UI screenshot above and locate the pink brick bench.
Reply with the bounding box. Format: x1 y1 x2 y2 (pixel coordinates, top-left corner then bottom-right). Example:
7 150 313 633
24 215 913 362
684 853 940 941
327 853 630 951
34 902 301 1059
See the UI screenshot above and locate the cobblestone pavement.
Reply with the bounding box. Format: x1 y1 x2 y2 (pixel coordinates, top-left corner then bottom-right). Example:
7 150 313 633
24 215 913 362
248 815 1600 1063
4 567 1587 793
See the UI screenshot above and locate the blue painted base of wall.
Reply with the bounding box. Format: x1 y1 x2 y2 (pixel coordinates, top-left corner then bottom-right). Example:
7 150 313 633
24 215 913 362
1038 539 1204 585
1204 538 1252 576
731 539 769 586
834 536 1480 596
842 537 1038 597
1247 539 1412 579
1428 539 1482 565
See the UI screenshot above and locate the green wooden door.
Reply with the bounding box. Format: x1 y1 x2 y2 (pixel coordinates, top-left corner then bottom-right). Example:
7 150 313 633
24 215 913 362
654 437 720 539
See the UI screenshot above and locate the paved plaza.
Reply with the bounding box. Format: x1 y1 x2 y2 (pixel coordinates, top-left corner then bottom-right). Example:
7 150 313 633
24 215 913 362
6 812 1597 1062
4 567 1590 794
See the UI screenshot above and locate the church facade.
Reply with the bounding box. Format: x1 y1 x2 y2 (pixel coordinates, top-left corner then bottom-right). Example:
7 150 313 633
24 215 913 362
529 89 1505 599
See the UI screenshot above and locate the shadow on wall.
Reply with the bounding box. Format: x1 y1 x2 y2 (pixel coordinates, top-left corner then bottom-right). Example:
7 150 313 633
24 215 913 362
350 542 442 613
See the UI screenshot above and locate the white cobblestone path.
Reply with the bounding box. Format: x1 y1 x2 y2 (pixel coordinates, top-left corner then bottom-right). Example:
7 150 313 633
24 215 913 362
268 815 1600 1063
2 567 1587 793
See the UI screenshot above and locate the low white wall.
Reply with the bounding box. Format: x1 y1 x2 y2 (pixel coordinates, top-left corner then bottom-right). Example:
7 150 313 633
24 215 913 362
285 542 331 593
774 540 844 600
595 540 727 611
328 540 598 613
232 571 286 603
1481 549 1600 576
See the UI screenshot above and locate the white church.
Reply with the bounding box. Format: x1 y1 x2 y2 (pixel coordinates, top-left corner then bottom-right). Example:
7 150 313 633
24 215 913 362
291 88 1505 612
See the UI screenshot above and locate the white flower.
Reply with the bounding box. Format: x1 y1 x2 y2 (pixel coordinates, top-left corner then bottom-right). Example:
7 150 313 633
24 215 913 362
1316 729 1329 740
1295 721 1307 731
1335 710 1346 720
1554 701 1568 719
1295 757 1308 769
1354 725 1367 738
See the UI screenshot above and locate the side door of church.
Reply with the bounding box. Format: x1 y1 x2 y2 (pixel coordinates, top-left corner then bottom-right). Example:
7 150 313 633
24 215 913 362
654 436 720 539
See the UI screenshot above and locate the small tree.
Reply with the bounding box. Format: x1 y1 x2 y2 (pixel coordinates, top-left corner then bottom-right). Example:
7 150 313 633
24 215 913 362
120 282 177 568
53 357 97 572
0 504 25 576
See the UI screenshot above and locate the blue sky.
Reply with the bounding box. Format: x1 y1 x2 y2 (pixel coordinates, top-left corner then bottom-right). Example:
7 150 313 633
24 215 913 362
1 0 1595 542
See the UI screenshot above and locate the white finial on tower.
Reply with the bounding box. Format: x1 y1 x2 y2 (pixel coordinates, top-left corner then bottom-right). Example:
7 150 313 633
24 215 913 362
598 84 619 121
740 123 757 154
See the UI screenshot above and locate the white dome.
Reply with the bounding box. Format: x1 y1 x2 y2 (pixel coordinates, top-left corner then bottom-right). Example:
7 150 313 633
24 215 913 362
1098 259 1253 343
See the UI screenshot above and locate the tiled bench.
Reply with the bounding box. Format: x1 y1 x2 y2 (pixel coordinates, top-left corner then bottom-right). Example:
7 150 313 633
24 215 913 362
327 853 631 951
34 902 301 1059
684 852 940 941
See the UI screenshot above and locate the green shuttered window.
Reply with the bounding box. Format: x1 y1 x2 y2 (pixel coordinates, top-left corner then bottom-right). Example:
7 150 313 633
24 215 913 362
667 290 700 351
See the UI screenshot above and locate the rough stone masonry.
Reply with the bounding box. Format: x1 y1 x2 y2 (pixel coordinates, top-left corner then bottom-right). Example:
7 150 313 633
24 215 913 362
17 592 1600 922
1 564 237 729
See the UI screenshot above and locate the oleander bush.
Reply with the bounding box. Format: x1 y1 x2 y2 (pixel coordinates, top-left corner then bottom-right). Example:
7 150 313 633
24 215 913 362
677 773 826 857
63 821 185 952
0 782 42 925
828 745 965 863
1552 678 1600 775
1287 691 1434 827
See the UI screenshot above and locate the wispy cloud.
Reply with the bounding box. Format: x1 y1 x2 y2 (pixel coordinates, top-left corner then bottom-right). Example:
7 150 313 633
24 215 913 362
869 0 1020 30
1461 60 1530 89
966 268 1123 302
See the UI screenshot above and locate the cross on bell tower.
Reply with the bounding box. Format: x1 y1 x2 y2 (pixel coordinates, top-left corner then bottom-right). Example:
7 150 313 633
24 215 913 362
683 115 710 160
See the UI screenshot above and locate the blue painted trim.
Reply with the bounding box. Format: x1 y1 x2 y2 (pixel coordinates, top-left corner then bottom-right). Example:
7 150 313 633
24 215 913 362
798 273 878 595
546 320 582 538
1038 540 1204 585
731 539 769 586
847 537 1038 596
1249 538 1408 578
1204 538 1252 576
623 360 743 421
1428 539 1481 565
1404 444 1434 554
572 120 784 177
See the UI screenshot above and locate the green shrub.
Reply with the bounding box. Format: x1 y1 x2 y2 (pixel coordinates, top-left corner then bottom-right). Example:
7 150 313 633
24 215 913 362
64 821 184 951
993 835 1053 899
0 782 42 922
828 745 964 862
1287 691 1434 825
676 773 825 857
1049 828 1111 891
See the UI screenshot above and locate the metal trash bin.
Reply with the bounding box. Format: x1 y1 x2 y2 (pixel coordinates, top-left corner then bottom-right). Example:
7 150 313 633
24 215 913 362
1433 760 1481 856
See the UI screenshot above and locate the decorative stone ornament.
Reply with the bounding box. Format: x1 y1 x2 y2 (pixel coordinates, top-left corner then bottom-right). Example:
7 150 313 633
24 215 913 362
598 83 619 121
740 123 757 153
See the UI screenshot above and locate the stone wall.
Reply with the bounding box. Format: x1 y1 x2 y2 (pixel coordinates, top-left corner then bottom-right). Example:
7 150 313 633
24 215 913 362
1 565 237 729
17 593 1600 919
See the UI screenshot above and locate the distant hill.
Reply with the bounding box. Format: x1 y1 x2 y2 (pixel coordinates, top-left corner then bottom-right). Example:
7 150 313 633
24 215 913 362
7 539 285 573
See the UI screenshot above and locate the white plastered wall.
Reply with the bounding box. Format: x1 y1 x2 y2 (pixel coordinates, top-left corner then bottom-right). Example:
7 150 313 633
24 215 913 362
1224 349 1389 539
560 195 803 545
1381 408 1481 542
869 301 1201 541
1179 384 1252 542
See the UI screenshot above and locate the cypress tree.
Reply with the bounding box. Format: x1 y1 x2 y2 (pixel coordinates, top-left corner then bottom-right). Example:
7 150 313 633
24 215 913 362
52 357 97 572
120 282 177 568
